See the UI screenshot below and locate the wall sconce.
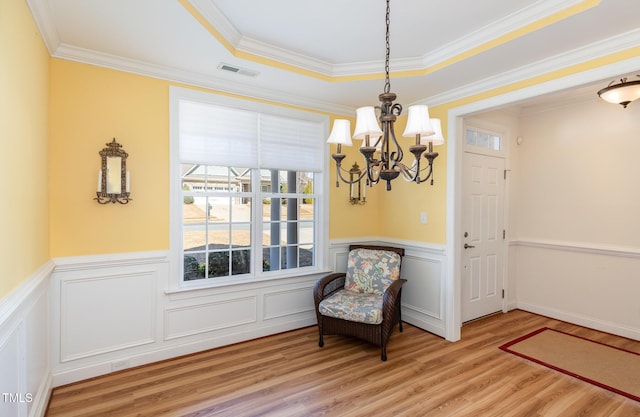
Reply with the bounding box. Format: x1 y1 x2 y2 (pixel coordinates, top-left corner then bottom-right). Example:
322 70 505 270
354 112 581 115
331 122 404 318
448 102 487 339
349 162 366 205
95 138 131 204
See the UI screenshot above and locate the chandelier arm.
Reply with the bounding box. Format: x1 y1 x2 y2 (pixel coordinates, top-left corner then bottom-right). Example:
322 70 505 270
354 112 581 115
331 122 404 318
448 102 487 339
389 128 403 165
332 156 369 186
396 161 419 182
365 159 382 185
416 165 434 185
399 154 436 185
417 151 439 185
339 164 368 185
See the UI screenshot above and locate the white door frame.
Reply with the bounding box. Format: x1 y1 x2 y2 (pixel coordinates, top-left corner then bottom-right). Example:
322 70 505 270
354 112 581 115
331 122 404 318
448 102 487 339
443 59 640 342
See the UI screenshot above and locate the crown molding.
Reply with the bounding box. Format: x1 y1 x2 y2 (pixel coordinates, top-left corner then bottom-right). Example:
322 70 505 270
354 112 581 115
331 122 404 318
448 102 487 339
185 0 595 79
421 0 591 68
26 0 60 54
186 0 242 46
27 0 638 115
412 28 640 108
52 44 355 116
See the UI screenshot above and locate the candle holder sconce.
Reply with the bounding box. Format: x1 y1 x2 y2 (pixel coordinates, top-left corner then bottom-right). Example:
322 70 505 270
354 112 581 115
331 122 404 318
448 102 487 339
349 162 366 205
95 138 131 204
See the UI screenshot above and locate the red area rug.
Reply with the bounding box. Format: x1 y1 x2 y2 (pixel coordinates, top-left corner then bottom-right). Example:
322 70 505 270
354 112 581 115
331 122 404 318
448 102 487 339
500 327 640 402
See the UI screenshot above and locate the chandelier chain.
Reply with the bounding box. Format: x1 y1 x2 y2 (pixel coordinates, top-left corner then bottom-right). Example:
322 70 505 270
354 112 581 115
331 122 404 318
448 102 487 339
384 0 391 94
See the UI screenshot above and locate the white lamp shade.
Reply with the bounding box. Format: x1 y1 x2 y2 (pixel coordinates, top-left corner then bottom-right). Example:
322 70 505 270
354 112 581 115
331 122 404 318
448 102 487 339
420 118 445 146
353 106 383 139
326 119 353 146
403 105 434 137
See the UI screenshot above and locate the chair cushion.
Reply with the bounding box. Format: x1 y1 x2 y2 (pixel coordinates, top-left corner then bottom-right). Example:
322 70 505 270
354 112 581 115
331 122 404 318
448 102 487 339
344 248 401 295
318 289 383 325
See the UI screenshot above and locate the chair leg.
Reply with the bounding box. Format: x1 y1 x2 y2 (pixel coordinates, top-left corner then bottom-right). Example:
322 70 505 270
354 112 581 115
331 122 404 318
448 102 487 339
381 346 387 361
319 333 324 347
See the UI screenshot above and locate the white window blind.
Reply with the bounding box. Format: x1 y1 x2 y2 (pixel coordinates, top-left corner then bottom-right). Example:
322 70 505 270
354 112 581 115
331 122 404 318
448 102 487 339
178 99 324 172
260 114 325 172
178 100 259 167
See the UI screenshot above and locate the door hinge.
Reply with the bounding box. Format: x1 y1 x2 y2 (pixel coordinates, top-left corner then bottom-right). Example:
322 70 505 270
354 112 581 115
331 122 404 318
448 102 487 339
502 289 505 299
504 169 507 180
503 229 506 240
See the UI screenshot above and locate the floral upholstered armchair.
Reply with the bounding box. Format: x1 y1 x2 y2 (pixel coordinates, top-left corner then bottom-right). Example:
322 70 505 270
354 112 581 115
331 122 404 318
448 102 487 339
313 245 406 361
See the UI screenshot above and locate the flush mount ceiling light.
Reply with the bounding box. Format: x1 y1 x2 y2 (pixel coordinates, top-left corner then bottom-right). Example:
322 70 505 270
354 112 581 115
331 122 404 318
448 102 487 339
597 75 640 108
327 0 445 191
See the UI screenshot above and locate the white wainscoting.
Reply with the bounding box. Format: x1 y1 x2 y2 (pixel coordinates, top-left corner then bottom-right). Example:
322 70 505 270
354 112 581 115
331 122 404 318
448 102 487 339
513 239 640 341
329 238 447 338
0 261 53 417
50 251 322 386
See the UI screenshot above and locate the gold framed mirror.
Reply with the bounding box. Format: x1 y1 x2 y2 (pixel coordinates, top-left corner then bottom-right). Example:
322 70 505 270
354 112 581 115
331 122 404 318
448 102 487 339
95 138 131 204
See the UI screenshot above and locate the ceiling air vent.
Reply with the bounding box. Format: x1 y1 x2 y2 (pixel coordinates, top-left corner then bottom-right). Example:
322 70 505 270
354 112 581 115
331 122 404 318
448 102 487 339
217 63 259 77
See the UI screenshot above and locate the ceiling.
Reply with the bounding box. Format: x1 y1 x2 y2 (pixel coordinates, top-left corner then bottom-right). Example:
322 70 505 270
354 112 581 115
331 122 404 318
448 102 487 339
28 0 640 115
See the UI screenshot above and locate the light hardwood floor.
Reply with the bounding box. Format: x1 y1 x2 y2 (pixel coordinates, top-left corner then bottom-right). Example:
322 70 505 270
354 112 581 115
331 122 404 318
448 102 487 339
46 310 640 416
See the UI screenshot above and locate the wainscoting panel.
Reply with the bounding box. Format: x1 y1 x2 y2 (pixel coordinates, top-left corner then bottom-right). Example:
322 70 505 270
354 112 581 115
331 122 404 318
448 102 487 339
0 261 53 417
263 286 315 321
50 251 323 386
0 326 21 417
23 287 50 417
401 254 443 319
51 252 168 385
165 296 257 340
60 271 157 362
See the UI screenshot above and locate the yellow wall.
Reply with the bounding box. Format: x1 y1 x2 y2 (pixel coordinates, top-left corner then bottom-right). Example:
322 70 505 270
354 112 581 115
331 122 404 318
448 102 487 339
0 0 50 299
327 120 382 239
377 112 448 244
49 60 170 256
49 60 378 256
10 6 640 275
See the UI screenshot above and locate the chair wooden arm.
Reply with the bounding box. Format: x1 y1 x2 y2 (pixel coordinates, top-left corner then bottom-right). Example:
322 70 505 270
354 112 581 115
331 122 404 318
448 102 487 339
313 272 346 306
383 278 407 311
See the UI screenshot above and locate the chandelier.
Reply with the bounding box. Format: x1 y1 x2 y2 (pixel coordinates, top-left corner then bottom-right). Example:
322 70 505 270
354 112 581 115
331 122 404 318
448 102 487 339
327 0 445 191
597 75 640 108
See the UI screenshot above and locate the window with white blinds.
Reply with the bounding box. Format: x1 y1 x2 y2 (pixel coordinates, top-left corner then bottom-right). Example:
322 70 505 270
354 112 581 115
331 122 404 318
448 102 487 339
170 87 329 287
177 100 325 172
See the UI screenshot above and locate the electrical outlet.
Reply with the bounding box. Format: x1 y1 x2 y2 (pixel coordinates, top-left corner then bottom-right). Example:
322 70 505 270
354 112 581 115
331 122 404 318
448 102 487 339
420 212 427 224
111 359 130 372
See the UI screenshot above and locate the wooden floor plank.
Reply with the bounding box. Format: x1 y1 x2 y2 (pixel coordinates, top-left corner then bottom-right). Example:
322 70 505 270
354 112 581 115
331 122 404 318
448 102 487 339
46 310 640 416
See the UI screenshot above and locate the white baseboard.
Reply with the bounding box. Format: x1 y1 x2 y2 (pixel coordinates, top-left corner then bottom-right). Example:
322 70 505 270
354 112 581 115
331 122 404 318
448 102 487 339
52 315 315 386
29 374 53 417
402 309 446 338
517 301 640 341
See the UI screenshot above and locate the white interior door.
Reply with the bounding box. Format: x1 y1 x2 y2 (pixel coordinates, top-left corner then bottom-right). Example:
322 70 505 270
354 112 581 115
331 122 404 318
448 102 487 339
461 151 505 322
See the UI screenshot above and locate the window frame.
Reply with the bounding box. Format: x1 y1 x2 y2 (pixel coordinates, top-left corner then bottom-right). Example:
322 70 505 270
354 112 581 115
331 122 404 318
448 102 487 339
169 86 330 290
463 119 510 158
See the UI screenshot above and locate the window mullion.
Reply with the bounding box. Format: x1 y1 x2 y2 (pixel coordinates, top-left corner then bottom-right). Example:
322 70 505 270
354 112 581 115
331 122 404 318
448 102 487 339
252 168 262 276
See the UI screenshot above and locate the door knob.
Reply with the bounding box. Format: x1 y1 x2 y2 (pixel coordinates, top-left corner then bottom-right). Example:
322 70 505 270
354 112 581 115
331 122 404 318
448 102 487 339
464 243 475 249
